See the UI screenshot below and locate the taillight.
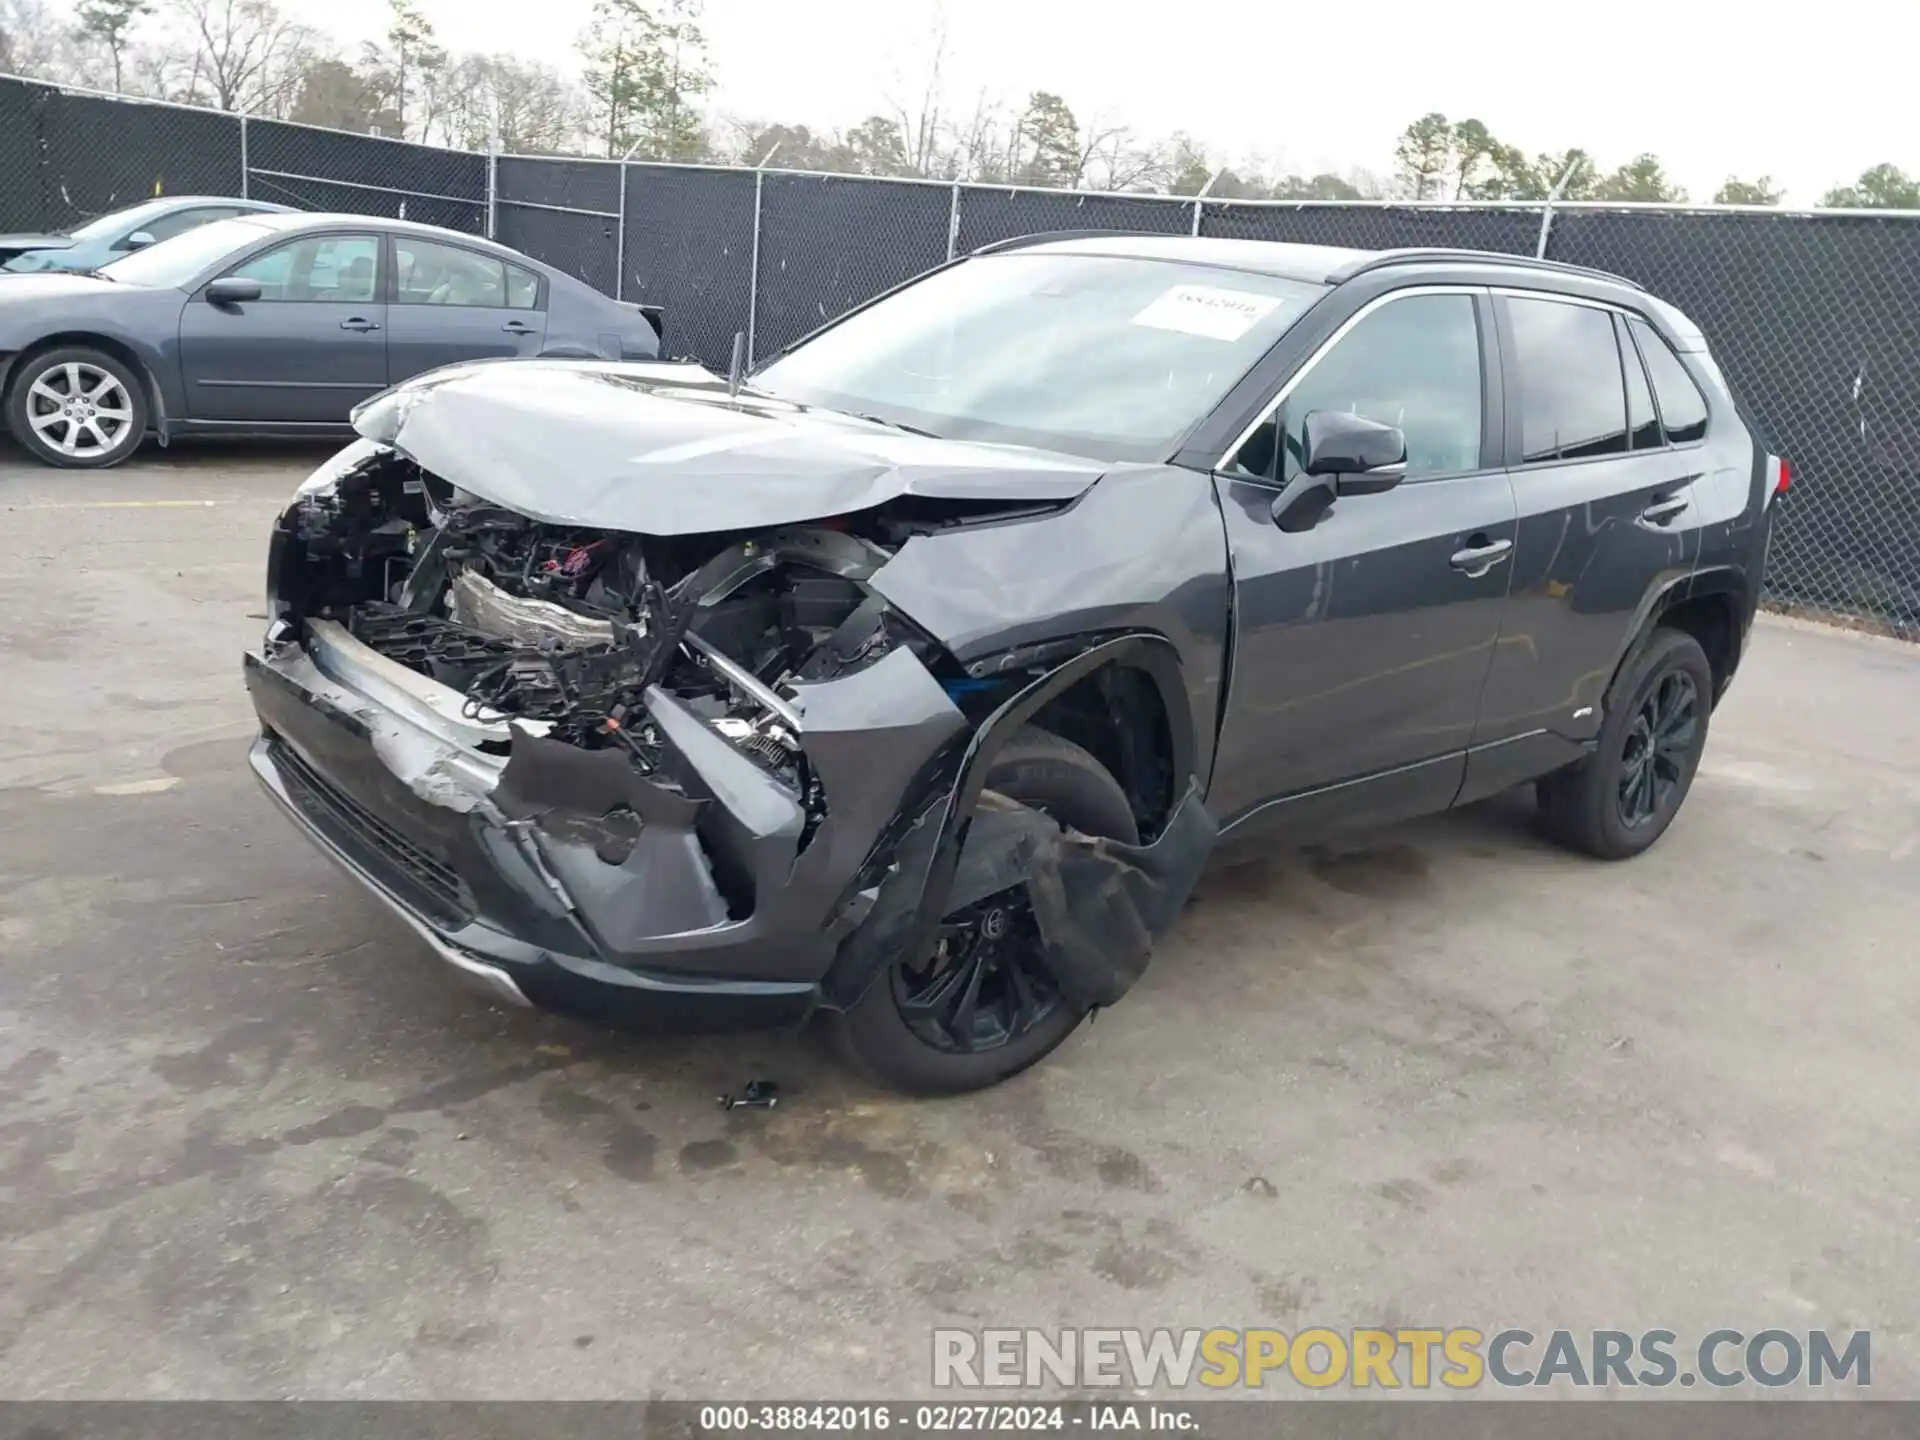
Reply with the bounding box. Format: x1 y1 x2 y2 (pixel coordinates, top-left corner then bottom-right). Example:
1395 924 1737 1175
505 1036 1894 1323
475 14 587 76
1775 456 1792 493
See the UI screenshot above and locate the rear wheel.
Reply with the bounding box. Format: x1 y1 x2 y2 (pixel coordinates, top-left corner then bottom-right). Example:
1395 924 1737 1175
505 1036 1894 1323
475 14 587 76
1538 627 1713 859
6 346 147 469
835 728 1138 1095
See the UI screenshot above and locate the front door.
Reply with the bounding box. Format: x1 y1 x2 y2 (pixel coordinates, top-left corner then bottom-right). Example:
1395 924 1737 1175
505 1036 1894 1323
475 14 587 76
177 231 387 423
1209 288 1519 838
385 234 549 384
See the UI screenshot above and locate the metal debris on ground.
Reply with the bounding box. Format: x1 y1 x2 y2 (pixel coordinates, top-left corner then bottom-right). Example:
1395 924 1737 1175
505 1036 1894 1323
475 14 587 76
718 1080 779 1111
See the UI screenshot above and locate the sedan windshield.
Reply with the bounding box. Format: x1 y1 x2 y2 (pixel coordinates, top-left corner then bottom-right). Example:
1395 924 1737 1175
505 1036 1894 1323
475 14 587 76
751 252 1325 461
99 217 274 287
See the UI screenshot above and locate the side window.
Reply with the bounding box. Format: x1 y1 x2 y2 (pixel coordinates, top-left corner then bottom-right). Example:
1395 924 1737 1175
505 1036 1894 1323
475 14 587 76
139 206 237 245
229 235 379 303
1629 317 1709 444
1616 315 1663 450
1231 293 1484 481
1506 297 1628 463
394 237 517 308
504 262 540 310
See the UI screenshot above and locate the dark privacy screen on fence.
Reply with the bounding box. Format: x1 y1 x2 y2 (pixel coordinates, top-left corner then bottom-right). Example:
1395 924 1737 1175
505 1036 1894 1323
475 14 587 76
1 73 1917 632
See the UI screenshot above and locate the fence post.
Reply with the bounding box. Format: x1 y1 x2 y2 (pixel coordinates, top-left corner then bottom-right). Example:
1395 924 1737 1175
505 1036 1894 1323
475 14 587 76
947 181 961 260
1534 156 1584 259
238 113 248 199
745 142 780 366
1190 169 1221 238
614 161 627 302
485 119 499 240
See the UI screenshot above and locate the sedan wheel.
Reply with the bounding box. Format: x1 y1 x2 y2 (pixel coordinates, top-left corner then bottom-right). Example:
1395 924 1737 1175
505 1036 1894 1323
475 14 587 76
7 348 147 469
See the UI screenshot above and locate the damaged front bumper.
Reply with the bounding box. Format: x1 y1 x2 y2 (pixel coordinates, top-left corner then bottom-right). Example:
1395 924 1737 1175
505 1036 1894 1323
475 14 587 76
244 605 978 1030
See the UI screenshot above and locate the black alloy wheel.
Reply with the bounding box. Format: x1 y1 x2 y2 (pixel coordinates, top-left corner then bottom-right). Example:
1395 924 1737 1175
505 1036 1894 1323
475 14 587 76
1538 626 1714 861
1616 669 1699 829
834 727 1139 1094
891 894 1061 1055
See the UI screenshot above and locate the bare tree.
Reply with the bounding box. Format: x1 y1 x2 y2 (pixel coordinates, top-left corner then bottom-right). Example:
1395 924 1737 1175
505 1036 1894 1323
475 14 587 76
941 90 1006 182
1065 110 1135 189
171 0 319 114
3 0 85 78
883 0 948 176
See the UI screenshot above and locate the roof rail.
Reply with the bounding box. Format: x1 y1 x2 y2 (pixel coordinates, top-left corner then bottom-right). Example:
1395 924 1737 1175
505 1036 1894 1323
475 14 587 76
1327 247 1645 291
969 229 1153 256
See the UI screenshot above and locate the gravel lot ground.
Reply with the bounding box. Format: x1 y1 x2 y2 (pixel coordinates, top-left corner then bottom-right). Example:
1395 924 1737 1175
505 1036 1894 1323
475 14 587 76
2 440 1916 1400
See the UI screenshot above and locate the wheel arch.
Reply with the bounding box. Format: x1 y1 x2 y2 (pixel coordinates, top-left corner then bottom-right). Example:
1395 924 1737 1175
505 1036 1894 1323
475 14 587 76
2 333 168 442
818 631 1207 1011
1607 567 1749 713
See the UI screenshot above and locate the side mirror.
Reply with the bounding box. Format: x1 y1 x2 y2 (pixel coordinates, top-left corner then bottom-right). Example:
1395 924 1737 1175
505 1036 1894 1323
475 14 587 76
205 276 263 305
1301 410 1409 496
122 230 157 251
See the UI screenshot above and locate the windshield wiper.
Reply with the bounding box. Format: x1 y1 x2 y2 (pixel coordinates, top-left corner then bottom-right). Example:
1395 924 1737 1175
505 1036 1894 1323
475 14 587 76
73 268 117 281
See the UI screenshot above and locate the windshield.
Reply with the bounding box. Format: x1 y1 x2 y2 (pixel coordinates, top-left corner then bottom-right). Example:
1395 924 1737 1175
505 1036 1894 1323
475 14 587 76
751 252 1325 461
100 217 274 287
67 199 176 242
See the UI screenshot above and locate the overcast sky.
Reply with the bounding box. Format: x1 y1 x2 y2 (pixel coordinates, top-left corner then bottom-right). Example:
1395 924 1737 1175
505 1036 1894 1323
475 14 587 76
282 0 1899 204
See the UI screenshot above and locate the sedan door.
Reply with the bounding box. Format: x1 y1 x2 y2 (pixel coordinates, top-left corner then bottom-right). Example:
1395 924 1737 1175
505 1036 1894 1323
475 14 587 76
384 235 548 384
176 231 387 423
1208 288 1519 839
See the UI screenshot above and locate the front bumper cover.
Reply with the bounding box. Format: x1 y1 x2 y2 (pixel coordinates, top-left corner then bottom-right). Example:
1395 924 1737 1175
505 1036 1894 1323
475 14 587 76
243 611 969 1030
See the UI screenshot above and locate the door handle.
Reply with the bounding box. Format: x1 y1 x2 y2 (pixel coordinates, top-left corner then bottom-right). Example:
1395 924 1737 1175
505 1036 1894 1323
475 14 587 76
1450 537 1513 575
340 317 381 332
501 320 537 335
1640 494 1689 525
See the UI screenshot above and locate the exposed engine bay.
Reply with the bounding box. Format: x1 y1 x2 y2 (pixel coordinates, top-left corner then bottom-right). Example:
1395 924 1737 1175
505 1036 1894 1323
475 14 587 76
275 444 1013 826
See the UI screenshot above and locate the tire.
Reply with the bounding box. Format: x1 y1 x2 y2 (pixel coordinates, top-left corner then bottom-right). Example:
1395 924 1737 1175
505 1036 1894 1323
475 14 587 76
6 346 148 469
1538 627 1714 860
835 727 1140 1095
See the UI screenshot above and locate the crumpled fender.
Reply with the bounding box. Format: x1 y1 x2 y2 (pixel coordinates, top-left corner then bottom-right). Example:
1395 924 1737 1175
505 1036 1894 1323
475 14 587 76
947 784 1216 1009
822 631 1218 1011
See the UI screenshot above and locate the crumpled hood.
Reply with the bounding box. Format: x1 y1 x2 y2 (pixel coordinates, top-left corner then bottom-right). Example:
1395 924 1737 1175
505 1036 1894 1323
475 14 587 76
350 357 1108 535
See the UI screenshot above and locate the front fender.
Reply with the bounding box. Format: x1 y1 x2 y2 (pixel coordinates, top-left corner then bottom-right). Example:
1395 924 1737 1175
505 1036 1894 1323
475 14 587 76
867 463 1231 792
820 632 1217 1012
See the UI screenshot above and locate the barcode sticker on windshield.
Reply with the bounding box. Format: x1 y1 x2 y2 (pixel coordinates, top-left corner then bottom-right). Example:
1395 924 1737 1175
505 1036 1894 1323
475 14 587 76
1130 284 1283 340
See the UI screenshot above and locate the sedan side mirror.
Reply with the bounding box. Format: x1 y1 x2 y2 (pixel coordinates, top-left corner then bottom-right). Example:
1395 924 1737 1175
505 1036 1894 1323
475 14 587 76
205 276 263 304
1302 410 1409 496
123 230 158 251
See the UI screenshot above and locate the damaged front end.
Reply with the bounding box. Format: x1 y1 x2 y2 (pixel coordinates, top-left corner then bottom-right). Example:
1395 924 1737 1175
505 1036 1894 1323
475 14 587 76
245 435 1214 1035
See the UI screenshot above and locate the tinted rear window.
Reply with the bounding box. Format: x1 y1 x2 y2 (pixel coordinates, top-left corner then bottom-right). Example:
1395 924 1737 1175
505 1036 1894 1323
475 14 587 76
1507 297 1628 463
1629 316 1710 444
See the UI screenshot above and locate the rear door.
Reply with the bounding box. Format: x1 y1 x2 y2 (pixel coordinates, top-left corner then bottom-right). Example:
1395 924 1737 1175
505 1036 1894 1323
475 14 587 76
1461 292 1707 797
1209 287 1519 837
177 230 387 423
384 234 548 384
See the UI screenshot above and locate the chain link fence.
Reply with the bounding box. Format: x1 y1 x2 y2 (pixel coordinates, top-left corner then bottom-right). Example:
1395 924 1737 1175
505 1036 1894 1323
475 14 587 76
3 73 1918 635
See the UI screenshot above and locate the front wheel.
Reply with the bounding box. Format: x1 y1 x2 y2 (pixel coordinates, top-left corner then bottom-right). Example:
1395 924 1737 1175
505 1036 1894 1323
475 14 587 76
6 347 148 469
1538 627 1713 860
834 728 1139 1095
